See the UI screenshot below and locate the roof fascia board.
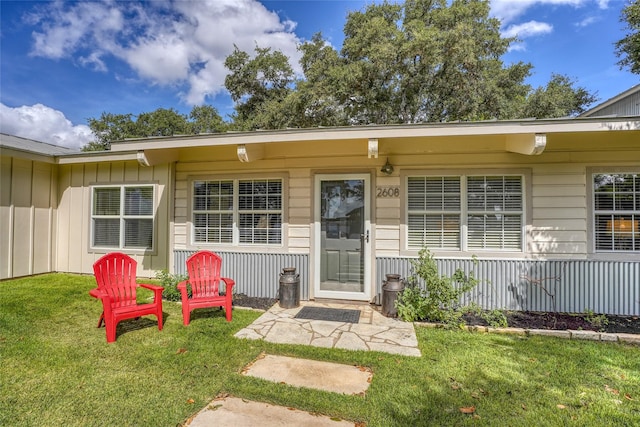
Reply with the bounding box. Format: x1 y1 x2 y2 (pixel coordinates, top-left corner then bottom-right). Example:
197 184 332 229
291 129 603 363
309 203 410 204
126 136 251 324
56 152 139 164
0 146 56 163
109 117 640 152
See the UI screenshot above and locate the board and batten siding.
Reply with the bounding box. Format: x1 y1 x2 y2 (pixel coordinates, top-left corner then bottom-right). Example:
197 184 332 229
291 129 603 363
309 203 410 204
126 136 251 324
0 155 57 279
56 161 172 277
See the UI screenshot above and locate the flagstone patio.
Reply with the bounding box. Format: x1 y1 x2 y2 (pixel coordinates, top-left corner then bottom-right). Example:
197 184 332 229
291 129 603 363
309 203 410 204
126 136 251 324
235 300 421 357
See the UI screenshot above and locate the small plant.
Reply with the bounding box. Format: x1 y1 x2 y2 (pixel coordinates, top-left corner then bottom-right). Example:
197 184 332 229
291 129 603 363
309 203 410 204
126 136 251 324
395 283 430 322
482 309 509 328
465 304 509 328
584 309 609 331
155 270 188 301
395 248 481 328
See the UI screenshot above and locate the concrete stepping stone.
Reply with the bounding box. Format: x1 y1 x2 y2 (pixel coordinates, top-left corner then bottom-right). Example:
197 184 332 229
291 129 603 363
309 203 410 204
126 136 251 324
186 396 354 426
242 354 372 395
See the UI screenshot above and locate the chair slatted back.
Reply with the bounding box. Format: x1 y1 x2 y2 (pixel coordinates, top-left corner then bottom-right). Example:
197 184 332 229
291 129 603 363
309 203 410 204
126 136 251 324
93 252 138 307
186 251 222 297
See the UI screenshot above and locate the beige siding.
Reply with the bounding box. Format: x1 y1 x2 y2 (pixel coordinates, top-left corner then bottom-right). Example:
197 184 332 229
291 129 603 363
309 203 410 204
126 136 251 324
55 161 172 278
164 131 639 265
0 156 57 279
170 142 635 261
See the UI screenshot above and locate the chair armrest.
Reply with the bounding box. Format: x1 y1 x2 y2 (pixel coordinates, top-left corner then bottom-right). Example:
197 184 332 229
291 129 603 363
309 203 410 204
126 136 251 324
221 278 235 295
177 280 188 291
89 288 108 300
139 283 164 292
221 278 235 288
139 283 163 302
177 280 191 299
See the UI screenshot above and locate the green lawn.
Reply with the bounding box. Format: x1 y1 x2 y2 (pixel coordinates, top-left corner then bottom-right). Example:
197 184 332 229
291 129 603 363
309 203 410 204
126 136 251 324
1 273 638 426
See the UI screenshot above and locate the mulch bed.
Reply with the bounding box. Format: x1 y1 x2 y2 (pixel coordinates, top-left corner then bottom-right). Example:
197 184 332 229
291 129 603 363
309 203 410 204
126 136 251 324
462 311 640 334
233 294 277 311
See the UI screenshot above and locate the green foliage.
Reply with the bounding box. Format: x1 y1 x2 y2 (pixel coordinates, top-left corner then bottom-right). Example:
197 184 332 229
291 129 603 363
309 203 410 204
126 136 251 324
396 248 480 327
225 0 595 129
84 105 226 151
466 303 509 328
522 73 597 118
135 108 190 137
481 309 509 328
85 112 136 151
224 45 295 130
395 283 430 322
584 308 609 331
189 105 228 134
616 0 640 74
155 270 188 302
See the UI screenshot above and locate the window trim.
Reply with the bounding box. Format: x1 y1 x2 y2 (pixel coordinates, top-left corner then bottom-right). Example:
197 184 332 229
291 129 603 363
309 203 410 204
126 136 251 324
401 168 530 257
90 183 156 253
187 174 288 250
588 167 640 257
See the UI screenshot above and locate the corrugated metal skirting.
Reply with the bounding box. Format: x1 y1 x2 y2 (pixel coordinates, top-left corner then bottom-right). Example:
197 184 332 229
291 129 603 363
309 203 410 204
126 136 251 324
174 250 638 315
174 250 309 300
376 257 640 316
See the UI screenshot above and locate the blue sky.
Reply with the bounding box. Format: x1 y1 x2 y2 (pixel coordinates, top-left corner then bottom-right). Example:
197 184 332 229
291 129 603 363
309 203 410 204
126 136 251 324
1 0 638 149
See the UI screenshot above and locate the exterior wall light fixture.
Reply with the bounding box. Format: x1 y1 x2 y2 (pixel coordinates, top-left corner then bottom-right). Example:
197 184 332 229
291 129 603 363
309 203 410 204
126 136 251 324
380 158 394 175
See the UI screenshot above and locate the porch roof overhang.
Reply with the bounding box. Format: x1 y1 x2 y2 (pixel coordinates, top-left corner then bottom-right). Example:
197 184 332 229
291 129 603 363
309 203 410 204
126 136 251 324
48 116 640 165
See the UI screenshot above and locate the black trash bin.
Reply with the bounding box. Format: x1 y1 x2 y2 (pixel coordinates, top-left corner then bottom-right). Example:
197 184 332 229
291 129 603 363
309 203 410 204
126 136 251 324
381 274 404 318
279 267 300 308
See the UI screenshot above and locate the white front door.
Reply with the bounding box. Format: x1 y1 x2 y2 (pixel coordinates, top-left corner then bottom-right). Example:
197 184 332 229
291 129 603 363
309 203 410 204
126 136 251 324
314 174 371 300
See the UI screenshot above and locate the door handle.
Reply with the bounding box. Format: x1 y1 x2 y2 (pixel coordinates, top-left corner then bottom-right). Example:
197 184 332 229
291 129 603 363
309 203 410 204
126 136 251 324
361 230 369 243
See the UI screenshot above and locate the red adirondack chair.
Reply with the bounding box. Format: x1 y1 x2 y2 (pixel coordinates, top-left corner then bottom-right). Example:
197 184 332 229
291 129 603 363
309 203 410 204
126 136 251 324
89 252 164 343
178 251 235 325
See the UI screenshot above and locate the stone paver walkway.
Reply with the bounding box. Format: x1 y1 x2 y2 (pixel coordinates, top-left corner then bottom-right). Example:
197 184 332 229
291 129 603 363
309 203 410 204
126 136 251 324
235 300 421 357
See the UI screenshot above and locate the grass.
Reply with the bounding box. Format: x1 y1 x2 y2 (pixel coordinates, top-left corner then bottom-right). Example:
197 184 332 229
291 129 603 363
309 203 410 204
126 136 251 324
1 273 639 426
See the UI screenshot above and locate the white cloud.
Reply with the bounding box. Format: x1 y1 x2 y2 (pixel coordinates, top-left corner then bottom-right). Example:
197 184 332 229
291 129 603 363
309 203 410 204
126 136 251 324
575 16 598 27
27 0 303 106
502 21 554 39
508 42 528 52
0 103 93 150
491 0 592 24
29 1 124 59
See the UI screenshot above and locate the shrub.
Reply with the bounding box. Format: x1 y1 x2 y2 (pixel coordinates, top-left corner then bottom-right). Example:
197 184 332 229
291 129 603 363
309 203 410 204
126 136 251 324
155 270 188 301
395 248 481 328
395 283 430 322
584 308 609 331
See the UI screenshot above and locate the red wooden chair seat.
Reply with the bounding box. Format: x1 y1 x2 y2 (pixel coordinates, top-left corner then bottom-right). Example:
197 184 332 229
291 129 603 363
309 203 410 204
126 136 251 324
90 252 164 343
178 251 235 325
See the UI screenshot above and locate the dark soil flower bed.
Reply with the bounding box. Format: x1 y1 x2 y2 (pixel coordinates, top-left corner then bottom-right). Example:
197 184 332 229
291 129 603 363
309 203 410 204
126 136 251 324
461 311 640 334
233 294 277 311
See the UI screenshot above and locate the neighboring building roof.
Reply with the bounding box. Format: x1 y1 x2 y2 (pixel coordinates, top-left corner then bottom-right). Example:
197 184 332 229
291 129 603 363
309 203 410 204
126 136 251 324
580 84 640 117
0 133 80 156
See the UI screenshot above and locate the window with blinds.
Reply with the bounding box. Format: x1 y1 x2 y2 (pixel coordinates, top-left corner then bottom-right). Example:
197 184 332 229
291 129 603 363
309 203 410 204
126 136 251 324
467 176 522 250
593 173 639 252
407 177 461 249
92 185 154 249
407 175 523 251
192 179 282 245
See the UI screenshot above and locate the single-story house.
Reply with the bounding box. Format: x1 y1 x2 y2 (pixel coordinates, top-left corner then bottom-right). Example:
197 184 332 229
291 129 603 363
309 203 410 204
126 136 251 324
2 97 639 316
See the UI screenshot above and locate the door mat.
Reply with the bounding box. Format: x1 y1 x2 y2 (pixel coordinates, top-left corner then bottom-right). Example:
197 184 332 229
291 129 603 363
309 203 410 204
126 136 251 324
294 306 360 323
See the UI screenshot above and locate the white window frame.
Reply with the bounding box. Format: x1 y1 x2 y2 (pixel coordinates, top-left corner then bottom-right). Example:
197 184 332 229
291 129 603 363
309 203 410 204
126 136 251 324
90 184 155 251
190 177 284 247
405 173 525 253
592 171 639 253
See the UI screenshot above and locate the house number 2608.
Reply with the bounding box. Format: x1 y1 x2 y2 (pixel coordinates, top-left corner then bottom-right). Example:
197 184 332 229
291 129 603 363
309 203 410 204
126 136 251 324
376 186 400 198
